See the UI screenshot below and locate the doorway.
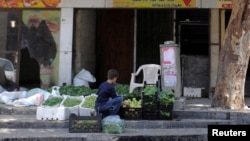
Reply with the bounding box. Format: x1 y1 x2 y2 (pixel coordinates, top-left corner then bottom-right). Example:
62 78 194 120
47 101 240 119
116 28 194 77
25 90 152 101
176 9 210 97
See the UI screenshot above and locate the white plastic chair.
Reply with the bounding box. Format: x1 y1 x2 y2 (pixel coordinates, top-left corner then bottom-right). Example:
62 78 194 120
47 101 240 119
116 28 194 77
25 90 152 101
129 64 161 93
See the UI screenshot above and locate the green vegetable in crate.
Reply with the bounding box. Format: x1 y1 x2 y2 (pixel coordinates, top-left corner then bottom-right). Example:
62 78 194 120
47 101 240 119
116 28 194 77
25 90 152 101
122 98 141 108
45 85 97 96
63 98 82 107
72 119 98 130
158 90 175 106
143 85 158 95
115 84 138 98
43 97 63 106
82 95 97 109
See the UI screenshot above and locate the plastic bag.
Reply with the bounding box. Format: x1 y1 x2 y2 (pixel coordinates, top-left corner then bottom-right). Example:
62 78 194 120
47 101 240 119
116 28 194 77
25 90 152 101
73 68 96 87
12 93 44 107
102 115 125 134
0 85 6 93
26 88 51 100
51 86 60 96
0 91 26 104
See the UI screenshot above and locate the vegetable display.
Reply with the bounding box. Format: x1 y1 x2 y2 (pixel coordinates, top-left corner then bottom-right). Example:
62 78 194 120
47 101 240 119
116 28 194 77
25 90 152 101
63 98 82 107
158 90 175 106
115 84 138 98
45 85 98 96
122 98 141 108
143 85 158 96
82 94 97 109
158 90 175 117
43 97 63 106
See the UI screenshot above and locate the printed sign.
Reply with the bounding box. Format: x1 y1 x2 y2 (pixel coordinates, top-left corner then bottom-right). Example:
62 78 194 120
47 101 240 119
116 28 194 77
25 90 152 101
217 0 232 9
162 47 177 87
0 0 61 8
162 47 175 66
113 0 196 8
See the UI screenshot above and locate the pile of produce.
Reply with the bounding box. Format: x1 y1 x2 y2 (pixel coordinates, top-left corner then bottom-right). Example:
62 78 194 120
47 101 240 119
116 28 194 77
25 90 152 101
63 97 82 107
115 84 138 98
143 85 158 95
82 94 97 109
122 98 141 108
159 90 175 106
42 97 63 107
45 85 98 96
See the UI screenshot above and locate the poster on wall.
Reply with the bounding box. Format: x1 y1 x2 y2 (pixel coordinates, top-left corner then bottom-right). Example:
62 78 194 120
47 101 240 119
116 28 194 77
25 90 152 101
0 0 61 8
113 0 196 8
22 10 60 88
217 0 232 9
162 47 177 87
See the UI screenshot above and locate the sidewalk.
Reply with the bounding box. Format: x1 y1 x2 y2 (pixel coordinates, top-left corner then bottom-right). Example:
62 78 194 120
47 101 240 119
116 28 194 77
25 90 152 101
184 97 250 110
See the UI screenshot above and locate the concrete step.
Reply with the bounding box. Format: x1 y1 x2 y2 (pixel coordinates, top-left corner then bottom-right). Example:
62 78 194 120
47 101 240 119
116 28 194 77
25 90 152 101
174 109 250 124
0 128 208 141
0 115 232 129
0 104 36 115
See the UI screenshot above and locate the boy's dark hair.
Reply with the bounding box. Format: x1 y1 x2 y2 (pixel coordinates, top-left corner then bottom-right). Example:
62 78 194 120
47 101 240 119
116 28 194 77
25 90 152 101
107 69 119 79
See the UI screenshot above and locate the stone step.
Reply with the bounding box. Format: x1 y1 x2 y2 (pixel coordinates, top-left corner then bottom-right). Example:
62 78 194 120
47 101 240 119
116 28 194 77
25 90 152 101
0 103 241 120
0 115 232 129
174 109 250 124
0 128 208 141
0 104 36 115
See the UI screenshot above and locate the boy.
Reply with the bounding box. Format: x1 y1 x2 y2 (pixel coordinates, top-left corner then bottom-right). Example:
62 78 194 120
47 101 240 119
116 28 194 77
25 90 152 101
94 69 123 118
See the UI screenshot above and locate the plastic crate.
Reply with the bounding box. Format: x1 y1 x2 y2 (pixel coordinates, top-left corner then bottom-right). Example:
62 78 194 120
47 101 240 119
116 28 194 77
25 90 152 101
142 102 158 112
120 107 142 120
159 103 173 120
142 112 158 120
143 94 158 102
36 106 69 120
36 95 68 120
61 95 84 116
69 114 102 133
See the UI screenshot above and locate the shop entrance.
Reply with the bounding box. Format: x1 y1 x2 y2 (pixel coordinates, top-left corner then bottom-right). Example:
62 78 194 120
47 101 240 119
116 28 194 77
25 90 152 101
176 9 210 97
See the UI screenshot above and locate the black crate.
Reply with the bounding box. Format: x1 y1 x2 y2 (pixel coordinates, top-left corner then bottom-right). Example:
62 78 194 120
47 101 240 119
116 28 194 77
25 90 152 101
120 107 142 120
143 94 158 102
142 112 158 120
69 114 102 133
158 103 173 120
142 102 158 112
